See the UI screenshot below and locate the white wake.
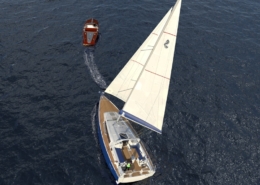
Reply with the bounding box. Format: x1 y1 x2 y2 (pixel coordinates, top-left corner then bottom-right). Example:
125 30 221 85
84 49 107 89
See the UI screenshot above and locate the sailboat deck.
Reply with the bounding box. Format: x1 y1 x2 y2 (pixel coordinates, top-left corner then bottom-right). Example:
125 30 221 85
99 96 120 175
99 95 154 179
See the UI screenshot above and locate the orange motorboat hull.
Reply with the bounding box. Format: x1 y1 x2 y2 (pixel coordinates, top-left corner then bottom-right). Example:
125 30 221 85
82 19 99 46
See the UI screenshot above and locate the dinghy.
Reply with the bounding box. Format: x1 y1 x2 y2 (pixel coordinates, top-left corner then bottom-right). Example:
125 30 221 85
82 18 99 46
97 0 182 183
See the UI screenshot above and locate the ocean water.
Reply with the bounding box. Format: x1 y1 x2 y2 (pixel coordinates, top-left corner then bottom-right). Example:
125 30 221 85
0 0 259 185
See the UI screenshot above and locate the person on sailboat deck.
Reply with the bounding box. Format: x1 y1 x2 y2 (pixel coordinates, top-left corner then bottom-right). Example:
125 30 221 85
127 163 131 170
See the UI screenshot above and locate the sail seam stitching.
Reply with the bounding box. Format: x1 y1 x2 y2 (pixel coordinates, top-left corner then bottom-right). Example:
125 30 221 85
145 69 170 80
131 60 144 66
164 31 176 36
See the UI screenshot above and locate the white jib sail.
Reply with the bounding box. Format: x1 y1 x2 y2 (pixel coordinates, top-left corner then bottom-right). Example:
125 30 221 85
121 0 182 133
105 8 172 102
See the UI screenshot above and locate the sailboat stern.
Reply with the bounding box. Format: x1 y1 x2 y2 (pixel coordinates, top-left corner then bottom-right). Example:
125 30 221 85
98 95 156 183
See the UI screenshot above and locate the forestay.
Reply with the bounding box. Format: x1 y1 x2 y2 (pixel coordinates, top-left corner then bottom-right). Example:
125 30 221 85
106 0 182 134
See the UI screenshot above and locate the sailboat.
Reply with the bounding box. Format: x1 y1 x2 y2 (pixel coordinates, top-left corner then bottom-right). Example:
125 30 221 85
97 0 182 183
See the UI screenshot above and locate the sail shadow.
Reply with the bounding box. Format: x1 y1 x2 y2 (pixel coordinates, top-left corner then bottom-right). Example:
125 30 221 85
84 48 107 89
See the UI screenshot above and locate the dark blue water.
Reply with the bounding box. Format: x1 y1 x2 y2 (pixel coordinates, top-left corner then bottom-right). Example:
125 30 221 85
1 0 259 184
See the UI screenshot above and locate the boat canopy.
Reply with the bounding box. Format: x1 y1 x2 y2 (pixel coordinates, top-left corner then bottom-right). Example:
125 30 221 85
104 112 140 146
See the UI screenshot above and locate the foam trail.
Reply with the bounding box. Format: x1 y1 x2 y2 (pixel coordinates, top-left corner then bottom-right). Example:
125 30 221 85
84 48 107 89
91 104 98 147
90 104 106 166
90 104 104 168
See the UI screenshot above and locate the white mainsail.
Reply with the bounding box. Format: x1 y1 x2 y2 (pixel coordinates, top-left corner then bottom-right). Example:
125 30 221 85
105 8 172 102
106 0 182 134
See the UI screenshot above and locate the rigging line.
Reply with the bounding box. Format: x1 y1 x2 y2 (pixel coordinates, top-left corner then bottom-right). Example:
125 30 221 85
137 127 150 136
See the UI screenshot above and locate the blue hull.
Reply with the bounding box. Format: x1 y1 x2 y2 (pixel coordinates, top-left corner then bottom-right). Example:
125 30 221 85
97 103 119 181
